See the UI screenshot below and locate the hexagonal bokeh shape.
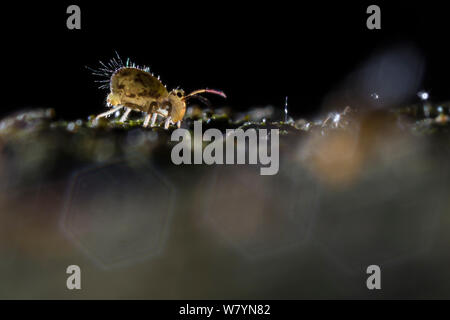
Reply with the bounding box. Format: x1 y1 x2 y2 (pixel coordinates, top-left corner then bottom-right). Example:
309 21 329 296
60 158 176 269
313 142 446 274
202 161 320 259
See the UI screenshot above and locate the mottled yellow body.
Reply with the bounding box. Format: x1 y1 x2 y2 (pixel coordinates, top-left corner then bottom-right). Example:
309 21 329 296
108 67 169 113
95 65 226 129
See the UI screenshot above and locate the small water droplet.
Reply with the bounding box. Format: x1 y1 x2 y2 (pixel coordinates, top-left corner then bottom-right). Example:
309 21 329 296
371 93 379 100
67 122 76 131
418 91 429 101
284 96 288 123
333 113 341 125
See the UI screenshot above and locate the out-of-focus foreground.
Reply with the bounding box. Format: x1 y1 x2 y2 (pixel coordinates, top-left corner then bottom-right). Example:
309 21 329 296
0 103 449 299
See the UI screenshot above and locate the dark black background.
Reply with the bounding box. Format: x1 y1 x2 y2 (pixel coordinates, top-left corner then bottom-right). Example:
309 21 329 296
2 1 449 120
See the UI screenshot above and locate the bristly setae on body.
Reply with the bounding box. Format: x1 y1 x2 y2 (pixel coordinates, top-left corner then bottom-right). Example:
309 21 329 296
88 53 226 129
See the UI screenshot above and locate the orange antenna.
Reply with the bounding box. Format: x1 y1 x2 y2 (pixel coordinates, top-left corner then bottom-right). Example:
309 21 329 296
184 89 227 100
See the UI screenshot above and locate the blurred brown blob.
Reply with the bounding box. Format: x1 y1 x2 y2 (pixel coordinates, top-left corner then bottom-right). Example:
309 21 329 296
300 110 418 189
301 130 362 188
